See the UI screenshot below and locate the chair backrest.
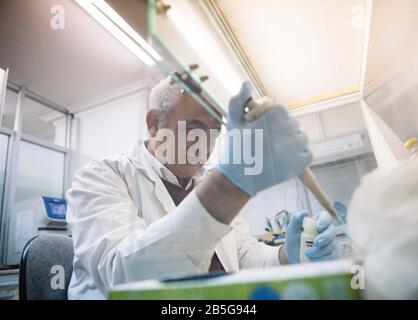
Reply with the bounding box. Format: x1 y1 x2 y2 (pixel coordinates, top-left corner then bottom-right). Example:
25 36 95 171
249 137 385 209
19 235 74 300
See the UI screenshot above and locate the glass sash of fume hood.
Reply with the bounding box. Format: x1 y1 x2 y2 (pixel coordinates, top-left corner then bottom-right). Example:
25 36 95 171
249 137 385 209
147 0 251 124
362 0 418 145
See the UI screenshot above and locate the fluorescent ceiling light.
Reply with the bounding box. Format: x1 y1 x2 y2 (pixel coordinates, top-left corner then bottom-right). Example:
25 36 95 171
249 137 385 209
166 1 242 95
75 0 161 66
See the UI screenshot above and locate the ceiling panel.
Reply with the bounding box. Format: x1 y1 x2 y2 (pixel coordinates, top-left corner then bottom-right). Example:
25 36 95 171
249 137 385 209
213 0 366 108
0 0 161 107
364 0 418 85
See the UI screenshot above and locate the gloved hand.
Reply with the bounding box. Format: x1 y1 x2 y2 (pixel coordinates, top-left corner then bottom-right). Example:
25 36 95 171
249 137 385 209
217 81 312 196
284 209 338 264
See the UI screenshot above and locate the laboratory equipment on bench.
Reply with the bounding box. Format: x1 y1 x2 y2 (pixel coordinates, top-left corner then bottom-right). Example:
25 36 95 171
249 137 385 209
264 210 290 245
5 197 68 266
244 97 343 224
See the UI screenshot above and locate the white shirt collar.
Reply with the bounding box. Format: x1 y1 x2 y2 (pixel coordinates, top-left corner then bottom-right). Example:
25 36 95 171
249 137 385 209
140 141 197 191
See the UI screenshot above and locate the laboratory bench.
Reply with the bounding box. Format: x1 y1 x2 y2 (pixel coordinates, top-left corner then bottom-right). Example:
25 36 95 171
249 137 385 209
0 268 19 300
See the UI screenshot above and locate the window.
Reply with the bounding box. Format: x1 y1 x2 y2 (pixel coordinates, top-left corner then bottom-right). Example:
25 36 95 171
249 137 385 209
21 96 67 147
14 141 65 203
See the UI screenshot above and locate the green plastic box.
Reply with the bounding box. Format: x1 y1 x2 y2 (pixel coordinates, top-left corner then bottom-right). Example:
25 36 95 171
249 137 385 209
109 259 362 300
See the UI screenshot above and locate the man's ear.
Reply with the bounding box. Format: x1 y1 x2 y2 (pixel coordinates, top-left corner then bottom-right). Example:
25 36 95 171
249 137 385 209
146 109 159 137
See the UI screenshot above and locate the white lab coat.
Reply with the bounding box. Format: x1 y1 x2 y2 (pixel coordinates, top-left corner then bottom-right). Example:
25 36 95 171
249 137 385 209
66 141 280 299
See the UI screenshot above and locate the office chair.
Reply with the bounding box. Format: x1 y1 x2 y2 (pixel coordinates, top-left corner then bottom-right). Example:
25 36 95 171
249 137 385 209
19 235 74 300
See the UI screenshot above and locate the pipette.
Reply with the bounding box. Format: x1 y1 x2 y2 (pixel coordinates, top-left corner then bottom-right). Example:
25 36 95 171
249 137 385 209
244 97 344 224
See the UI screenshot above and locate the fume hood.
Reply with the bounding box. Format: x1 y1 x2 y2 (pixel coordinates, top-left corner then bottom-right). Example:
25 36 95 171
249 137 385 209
146 0 417 169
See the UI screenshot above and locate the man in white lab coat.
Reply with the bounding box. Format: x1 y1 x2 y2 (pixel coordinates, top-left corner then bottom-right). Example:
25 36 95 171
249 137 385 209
66 78 337 299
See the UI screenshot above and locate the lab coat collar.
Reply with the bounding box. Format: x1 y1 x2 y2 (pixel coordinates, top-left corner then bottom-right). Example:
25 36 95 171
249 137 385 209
140 141 196 191
130 140 201 213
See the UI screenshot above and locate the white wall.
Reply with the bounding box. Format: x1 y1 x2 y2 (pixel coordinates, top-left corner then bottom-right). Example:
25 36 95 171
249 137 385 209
72 89 149 170
296 102 366 143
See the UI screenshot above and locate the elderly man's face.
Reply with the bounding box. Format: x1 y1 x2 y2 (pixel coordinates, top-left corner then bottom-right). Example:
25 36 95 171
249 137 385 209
150 93 221 179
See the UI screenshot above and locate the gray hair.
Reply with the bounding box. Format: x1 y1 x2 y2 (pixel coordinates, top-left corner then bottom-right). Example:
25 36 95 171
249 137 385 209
148 76 183 127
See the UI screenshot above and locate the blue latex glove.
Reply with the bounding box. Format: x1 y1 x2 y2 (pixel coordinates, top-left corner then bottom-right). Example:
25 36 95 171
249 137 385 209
305 211 337 262
285 209 338 264
217 81 312 196
284 210 309 264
